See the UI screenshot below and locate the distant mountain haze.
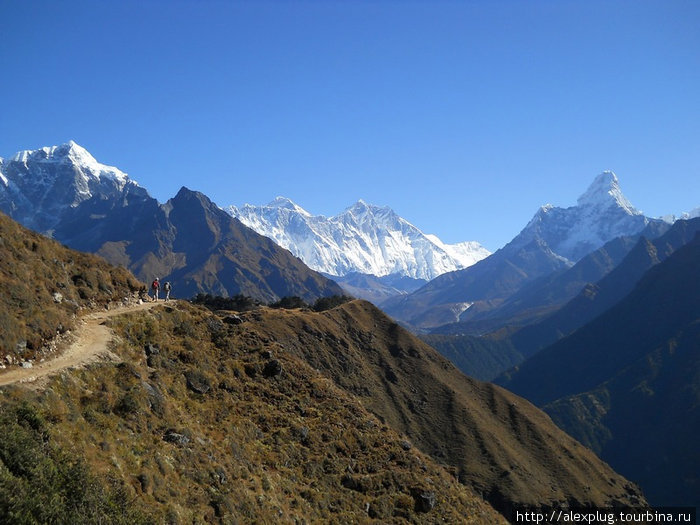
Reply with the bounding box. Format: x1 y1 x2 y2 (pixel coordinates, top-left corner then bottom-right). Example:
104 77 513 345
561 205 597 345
509 217 700 359
431 219 672 337
497 232 700 507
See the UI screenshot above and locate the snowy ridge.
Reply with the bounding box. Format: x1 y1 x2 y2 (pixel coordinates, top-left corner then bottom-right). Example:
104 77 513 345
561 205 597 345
227 199 490 280
0 160 7 186
660 206 700 224
10 141 132 189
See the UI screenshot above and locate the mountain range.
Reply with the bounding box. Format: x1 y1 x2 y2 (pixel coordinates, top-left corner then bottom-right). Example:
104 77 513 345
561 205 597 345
2 139 699 514
497 231 700 507
228 197 490 300
0 208 646 521
509 217 700 359
0 142 342 302
382 172 664 330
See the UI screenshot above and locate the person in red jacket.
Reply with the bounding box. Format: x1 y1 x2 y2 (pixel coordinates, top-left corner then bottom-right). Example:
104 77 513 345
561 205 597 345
151 277 160 301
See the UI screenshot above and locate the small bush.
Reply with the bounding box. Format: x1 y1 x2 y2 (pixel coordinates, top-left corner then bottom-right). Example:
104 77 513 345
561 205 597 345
0 403 152 524
312 295 353 312
190 293 262 312
269 296 308 309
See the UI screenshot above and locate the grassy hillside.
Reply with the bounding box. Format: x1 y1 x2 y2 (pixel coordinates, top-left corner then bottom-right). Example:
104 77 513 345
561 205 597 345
0 210 505 522
0 210 648 522
245 300 645 514
0 211 142 362
2 302 504 523
419 333 522 381
0 402 150 524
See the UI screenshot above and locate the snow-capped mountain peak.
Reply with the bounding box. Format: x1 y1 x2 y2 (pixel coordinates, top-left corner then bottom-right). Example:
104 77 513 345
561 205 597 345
227 197 490 280
577 171 639 215
9 141 132 188
263 196 313 217
0 142 142 233
511 171 652 262
343 200 397 223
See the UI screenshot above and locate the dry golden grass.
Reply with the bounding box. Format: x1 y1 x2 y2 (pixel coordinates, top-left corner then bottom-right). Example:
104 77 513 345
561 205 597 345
0 212 143 362
244 300 647 515
2 301 505 523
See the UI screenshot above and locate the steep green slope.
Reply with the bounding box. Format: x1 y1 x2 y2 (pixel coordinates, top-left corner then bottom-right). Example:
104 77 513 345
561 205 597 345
419 333 522 381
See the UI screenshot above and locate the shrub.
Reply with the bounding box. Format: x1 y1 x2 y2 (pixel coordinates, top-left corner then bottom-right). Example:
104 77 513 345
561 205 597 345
312 295 353 312
190 293 262 312
269 296 308 309
0 403 152 524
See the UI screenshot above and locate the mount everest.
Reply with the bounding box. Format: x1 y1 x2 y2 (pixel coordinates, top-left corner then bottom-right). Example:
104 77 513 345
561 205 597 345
227 198 490 281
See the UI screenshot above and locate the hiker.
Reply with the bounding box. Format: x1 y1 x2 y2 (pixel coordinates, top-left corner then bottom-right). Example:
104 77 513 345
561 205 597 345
164 281 172 301
151 278 160 301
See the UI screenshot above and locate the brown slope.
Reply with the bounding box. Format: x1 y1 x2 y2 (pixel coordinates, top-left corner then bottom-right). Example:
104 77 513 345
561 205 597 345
0 211 143 363
2 301 506 524
243 300 645 514
0 209 502 523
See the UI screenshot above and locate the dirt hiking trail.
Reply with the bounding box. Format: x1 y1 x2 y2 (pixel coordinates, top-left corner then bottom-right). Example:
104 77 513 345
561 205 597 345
0 301 158 388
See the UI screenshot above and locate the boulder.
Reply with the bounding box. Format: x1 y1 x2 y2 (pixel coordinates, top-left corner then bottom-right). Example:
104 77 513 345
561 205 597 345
262 359 283 378
185 370 211 394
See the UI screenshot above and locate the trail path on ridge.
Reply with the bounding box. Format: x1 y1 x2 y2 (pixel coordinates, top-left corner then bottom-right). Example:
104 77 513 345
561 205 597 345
0 301 158 388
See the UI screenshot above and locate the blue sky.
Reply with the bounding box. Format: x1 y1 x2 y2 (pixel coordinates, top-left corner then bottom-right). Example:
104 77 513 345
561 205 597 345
1 1 698 250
